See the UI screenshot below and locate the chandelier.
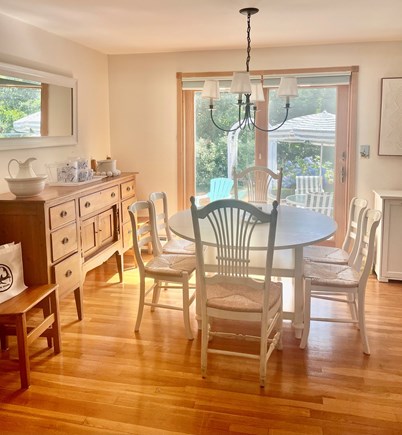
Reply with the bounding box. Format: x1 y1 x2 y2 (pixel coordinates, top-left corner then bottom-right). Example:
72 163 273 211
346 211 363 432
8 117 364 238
201 7 298 133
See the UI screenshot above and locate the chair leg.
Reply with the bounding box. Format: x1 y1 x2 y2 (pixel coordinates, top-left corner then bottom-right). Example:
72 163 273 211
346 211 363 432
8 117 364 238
201 312 209 378
347 293 358 322
259 317 268 388
300 279 311 349
182 278 193 340
135 280 146 332
276 305 284 351
151 281 161 312
358 291 370 355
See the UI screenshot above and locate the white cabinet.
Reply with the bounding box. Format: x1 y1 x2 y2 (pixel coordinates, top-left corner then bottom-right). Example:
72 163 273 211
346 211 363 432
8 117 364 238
373 190 402 282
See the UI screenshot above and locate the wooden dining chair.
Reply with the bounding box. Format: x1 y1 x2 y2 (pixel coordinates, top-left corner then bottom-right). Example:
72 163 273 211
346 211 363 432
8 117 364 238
303 197 368 265
149 191 195 255
0 284 61 389
190 197 283 387
128 200 196 340
233 166 283 203
300 208 382 354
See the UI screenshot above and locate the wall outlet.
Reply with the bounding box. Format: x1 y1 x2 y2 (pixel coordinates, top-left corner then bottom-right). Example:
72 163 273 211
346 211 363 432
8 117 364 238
360 145 370 158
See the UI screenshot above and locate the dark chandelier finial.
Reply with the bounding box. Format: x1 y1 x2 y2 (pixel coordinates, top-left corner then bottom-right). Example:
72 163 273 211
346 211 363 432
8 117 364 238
202 7 298 133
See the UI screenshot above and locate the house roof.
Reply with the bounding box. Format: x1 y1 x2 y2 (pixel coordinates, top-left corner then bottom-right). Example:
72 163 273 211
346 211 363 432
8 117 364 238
0 0 401 54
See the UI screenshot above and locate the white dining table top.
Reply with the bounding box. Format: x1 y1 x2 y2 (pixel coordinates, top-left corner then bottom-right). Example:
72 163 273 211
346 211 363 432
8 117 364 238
169 203 337 250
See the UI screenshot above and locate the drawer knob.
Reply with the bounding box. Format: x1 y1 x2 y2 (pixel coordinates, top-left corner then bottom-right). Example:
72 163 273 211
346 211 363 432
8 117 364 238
65 269 72 278
111 192 116 198
60 210 68 218
126 186 131 192
62 237 69 245
85 201 91 208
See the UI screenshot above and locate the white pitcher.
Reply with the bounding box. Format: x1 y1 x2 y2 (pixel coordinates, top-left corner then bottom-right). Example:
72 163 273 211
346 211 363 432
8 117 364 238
8 158 38 179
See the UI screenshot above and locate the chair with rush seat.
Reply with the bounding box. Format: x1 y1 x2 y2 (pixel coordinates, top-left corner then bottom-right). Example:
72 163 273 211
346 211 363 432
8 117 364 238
191 197 282 387
129 200 196 340
300 208 382 354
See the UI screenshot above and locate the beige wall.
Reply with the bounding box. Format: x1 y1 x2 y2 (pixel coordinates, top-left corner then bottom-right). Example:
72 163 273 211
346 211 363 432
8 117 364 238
0 13 110 193
109 42 402 210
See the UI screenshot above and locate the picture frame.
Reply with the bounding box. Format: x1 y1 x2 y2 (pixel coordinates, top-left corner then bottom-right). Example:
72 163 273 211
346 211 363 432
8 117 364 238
378 77 402 156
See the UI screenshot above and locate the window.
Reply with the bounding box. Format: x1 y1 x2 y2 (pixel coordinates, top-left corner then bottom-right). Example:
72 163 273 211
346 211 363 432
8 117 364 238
178 67 358 245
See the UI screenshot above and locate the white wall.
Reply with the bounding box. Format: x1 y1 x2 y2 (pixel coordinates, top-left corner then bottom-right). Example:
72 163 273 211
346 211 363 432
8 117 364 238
0 13 110 193
109 41 402 210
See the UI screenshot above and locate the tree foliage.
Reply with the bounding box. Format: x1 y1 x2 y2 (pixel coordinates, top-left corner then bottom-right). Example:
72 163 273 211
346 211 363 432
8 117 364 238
195 87 336 194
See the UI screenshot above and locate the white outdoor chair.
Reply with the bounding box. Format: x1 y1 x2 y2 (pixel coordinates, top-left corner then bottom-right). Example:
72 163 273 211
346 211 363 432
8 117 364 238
190 197 283 387
149 191 195 255
303 197 368 265
305 191 334 216
128 200 196 340
300 208 382 354
295 175 324 195
233 166 283 203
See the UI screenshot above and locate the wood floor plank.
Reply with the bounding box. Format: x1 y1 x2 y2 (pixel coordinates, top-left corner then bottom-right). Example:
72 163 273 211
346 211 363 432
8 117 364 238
1 254 402 435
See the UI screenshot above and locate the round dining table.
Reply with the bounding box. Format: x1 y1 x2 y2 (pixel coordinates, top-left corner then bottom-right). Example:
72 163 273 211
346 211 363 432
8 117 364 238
169 203 337 338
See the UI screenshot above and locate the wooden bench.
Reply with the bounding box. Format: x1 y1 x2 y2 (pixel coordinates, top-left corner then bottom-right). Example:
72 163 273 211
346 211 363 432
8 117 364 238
0 284 61 389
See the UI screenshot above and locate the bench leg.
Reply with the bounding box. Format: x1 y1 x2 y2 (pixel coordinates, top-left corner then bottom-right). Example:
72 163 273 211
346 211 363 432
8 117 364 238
15 313 30 389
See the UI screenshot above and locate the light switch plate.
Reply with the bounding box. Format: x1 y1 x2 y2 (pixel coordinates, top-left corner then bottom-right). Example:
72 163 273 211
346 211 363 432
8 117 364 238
360 145 370 158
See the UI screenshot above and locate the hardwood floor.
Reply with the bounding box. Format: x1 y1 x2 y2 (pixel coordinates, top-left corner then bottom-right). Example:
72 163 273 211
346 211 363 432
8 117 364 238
1 253 402 435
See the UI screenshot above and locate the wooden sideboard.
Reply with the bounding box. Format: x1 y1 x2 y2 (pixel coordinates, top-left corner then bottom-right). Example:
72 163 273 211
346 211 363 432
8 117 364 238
0 172 138 319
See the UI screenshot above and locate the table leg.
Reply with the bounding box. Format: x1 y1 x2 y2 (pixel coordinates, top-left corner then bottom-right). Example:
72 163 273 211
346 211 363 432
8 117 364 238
292 246 304 339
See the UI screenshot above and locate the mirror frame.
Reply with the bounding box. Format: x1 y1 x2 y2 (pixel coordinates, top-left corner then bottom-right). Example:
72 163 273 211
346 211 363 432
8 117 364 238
0 61 77 151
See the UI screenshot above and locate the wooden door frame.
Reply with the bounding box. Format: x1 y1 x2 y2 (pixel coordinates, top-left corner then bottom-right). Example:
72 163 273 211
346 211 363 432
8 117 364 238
177 67 359 246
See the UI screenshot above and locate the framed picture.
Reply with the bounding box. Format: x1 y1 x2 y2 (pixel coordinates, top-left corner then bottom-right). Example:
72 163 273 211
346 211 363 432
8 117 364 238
378 77 402 156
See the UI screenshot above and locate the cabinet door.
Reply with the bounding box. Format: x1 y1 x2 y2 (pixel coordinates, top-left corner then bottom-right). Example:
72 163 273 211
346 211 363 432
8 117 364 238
98 208 115 247
383 199 402 279
81 216 98 258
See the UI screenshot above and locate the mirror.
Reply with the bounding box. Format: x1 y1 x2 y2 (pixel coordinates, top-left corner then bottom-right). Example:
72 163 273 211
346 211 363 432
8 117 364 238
0 61 77 150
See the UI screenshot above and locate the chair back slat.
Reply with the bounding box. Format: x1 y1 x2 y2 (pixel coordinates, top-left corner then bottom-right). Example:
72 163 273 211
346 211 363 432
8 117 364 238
233 166 283 203
191 198 278 285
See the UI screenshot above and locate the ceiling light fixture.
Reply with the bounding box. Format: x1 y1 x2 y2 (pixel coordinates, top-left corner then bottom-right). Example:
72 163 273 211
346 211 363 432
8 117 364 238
202 7 298 133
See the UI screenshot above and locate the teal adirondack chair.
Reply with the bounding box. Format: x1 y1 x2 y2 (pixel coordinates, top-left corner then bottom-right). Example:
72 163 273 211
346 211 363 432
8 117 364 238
195 177 234 206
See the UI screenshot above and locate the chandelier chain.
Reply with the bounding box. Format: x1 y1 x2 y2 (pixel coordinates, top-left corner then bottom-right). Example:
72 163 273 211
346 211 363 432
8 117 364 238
246 12 251 72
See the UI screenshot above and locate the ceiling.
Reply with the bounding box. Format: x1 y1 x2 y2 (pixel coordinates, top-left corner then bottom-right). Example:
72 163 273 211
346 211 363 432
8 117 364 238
0 0 402 55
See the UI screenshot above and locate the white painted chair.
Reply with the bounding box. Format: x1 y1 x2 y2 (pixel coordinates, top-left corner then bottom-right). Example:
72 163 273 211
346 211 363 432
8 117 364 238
149 191 195 255
300 208 382 354
190 197 283 387
305 191 334 216
128 200 196 340
303 197 368 265
233 166 283 203
295 175 324 195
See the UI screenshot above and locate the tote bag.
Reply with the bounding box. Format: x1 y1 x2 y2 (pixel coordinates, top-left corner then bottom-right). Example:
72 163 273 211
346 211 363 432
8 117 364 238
0 242 27 303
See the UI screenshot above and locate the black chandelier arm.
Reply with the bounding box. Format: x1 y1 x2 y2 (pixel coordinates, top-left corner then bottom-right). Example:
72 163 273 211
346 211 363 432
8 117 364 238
249 106 290 132
209 103 250 132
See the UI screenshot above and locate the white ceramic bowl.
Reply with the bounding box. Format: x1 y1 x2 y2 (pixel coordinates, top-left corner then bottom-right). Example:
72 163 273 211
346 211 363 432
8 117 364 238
5 175 48 197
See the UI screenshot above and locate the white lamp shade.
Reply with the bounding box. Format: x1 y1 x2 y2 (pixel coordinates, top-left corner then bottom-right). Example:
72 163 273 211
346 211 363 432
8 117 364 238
277 77 298 97
202 80 220 100
250 83 265 102
230 72 252 94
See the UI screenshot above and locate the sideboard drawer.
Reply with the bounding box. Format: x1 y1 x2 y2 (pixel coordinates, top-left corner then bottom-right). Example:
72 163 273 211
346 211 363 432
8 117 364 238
53 253 81 299
79 186 119 217
49 200 76 230
51 222 78 262
121 179 136 200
